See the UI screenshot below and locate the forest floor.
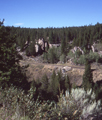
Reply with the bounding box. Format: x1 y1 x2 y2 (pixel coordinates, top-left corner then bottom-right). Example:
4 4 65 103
20 55 102 86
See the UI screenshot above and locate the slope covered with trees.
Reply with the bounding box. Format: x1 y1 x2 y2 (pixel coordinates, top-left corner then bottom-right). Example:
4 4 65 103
8 22 102 50
1 20 102 119
7 22 102 65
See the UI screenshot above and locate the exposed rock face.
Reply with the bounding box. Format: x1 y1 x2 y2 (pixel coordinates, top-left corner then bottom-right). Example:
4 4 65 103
71 49 75 53
35 38 50 52
38 38 44 46
49 44 52 48
77 47 84 54
35 44 39 53
71 45 99 55
22 38 61 55
71 44 99 55
38 38 45 50
71 46 84 54
45 42 48 48
91 45 95 52
49 44 60 48
74 46 77 52
22 40 30 51
62 66 72 72
98 51 102 56
22 38 49 54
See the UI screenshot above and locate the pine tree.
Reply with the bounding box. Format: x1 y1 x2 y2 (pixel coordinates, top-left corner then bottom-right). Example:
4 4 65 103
65 75 71 94
49 31 54 44
57 70 62 83
39 74 49 100
48 47 58 63
30 79 37 99
48 70 59 100
83 59 93 91
57 70 64 91
40 74 48 91
0 20 28 88
61 32 66 55
29 41 36 56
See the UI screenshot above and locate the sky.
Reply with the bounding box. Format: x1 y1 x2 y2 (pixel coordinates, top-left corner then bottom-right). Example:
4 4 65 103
0 0 102 28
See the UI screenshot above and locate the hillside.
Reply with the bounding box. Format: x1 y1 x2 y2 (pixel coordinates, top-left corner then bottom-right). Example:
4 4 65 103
20 55 102 86
1 21 102 119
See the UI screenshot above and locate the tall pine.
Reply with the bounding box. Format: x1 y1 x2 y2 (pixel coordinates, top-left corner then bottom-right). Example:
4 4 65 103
48 70 59 101
83 59 93 91
65 75 71 94
0 20 28 88
39 74 49 100
61 32 67 55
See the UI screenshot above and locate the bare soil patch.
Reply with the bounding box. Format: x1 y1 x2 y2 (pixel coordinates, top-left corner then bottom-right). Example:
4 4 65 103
20 57 102 86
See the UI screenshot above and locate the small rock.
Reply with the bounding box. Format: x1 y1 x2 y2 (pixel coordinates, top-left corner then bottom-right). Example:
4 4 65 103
63 66 72 72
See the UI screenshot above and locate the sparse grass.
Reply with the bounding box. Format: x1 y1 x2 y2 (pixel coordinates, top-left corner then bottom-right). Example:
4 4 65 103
95 43 102 51
20 53 102 86
36 65 44 69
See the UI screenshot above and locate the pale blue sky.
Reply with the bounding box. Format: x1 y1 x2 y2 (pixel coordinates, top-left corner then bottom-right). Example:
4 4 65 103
0 0 102 28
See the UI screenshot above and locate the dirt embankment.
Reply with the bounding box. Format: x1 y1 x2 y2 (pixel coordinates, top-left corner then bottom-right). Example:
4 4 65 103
20 58 102 86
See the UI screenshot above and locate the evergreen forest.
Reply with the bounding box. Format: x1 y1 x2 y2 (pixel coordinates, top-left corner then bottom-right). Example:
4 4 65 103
0 20 102 120
9 22 102 50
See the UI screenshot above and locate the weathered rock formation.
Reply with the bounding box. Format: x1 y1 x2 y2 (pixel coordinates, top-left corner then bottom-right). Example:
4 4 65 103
71 45 97 55
22 38 49 54
49 44 60 48
22 38 61 55
71 46 84 54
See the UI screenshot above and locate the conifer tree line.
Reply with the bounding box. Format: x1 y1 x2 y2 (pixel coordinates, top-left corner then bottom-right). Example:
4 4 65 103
8 22 102 51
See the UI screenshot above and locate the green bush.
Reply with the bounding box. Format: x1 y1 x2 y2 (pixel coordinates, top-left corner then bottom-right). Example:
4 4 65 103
75 50 82 58
77 55 86 65
88 51 99 62
60 54 66 63
67 51 75 59
94 43 102 51
73 51 102 65
73 58 78 65
43 47 61 63
0 86 102 120
58 88 102 120
68 49 102 65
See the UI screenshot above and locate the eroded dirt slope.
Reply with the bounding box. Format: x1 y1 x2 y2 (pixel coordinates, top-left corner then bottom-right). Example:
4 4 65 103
20 57 102 86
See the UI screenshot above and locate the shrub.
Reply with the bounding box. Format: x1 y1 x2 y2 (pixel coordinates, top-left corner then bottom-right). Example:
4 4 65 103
0 86 102 120
73 58 78 65
88 51 100 63
60 54 66 63
77 55 86 65
67 51 75 59
94 43 102 51
58 88 102 120
75 50 82 58
68 49 102 65
43 47 60 63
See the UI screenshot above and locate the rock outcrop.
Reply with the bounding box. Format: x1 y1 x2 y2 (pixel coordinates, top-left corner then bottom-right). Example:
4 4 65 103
71 46 84 54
